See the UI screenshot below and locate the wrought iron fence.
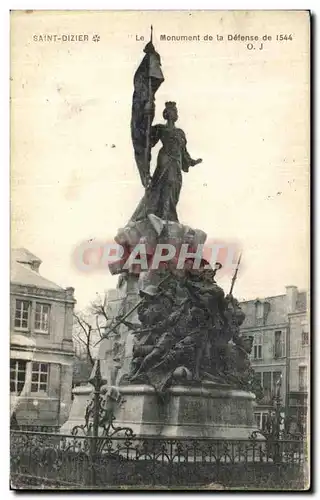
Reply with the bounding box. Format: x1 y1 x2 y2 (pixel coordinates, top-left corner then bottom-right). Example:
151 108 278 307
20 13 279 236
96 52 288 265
10 430 307 490
10 361 308 490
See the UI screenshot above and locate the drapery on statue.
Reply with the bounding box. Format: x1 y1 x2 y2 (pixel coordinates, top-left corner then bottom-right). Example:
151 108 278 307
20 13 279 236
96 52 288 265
131 101 202 223
130 37 202 223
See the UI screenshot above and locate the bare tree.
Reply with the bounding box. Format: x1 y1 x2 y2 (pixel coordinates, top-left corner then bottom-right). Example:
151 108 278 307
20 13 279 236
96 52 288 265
89 294 113 340
72 293 119 369
73 312 96 367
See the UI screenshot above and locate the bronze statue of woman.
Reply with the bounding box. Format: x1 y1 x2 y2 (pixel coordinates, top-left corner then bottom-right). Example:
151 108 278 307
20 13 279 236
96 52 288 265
130 101 202 223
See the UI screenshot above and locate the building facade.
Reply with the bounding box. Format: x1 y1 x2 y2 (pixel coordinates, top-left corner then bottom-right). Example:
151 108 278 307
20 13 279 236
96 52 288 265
10 248 76 427
240 286 309 433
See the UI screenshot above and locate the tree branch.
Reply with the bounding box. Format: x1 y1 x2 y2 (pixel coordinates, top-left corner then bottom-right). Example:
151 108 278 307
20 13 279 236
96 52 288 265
73 313 94 366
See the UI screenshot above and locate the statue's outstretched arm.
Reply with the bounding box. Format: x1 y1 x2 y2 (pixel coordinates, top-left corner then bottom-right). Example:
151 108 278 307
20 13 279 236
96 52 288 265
181 132 202 172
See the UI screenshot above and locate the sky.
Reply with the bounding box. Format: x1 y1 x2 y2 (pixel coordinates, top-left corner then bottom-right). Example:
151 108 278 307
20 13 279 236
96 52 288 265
10 10 309 310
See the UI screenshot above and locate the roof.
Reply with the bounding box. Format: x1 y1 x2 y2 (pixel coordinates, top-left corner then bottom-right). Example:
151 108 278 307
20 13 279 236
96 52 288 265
240 290 307 329
11 248 63 291
240 295 287 329
12 248 42 265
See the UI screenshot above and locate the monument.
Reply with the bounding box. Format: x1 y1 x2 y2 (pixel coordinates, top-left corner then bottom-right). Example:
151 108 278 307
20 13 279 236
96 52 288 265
63 29 261 439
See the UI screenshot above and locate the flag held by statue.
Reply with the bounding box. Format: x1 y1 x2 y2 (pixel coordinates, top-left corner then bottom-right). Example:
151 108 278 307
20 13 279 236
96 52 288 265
131 38 164 188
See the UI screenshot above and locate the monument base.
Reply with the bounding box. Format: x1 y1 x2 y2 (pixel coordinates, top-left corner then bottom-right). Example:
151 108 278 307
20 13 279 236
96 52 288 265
60 384 93 434
115 382 258 439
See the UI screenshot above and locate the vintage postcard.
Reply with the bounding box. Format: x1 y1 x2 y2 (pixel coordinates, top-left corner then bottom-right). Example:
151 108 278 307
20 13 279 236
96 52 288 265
10 10 310 490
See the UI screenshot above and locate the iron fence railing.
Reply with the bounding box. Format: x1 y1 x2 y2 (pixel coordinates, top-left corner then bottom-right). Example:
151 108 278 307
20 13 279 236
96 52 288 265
10 430 307 490
10 361 308 490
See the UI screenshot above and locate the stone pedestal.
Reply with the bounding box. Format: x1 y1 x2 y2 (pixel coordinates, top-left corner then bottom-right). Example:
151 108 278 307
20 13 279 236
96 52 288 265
98 274 141 387
60 384 93 434
115 382 258 439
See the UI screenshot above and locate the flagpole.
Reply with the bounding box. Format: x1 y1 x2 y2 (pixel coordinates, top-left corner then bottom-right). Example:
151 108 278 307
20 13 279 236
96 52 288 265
144 25 153 195
229 252 242 295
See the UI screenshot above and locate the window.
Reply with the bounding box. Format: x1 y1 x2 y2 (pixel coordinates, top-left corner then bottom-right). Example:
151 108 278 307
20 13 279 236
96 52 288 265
260 371 282 402
14 300 30 330
255 300 269 326
10 360 27 394
254 412 269 430
255 301 265 326
35 303 50 333
31 362 49 392
252 333 263 360
274 330 285 358
256 302 264 319
263 371 272 401
299 366 307 391
261 413 269 431
273 371 282 395
302 331 309 346
254 412 261 428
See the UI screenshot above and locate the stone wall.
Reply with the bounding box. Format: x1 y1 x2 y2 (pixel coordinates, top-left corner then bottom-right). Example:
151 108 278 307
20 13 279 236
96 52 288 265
288 312 309 392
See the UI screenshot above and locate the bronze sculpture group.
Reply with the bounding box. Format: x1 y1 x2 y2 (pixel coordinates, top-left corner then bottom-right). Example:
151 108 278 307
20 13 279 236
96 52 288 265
118 260 260 397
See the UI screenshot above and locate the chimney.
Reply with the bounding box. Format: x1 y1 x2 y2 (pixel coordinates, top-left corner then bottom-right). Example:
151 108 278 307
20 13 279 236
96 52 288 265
16 257 42 273
29 260 41 273
65 287 75 301
286 285 298 314
13 248 42 273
